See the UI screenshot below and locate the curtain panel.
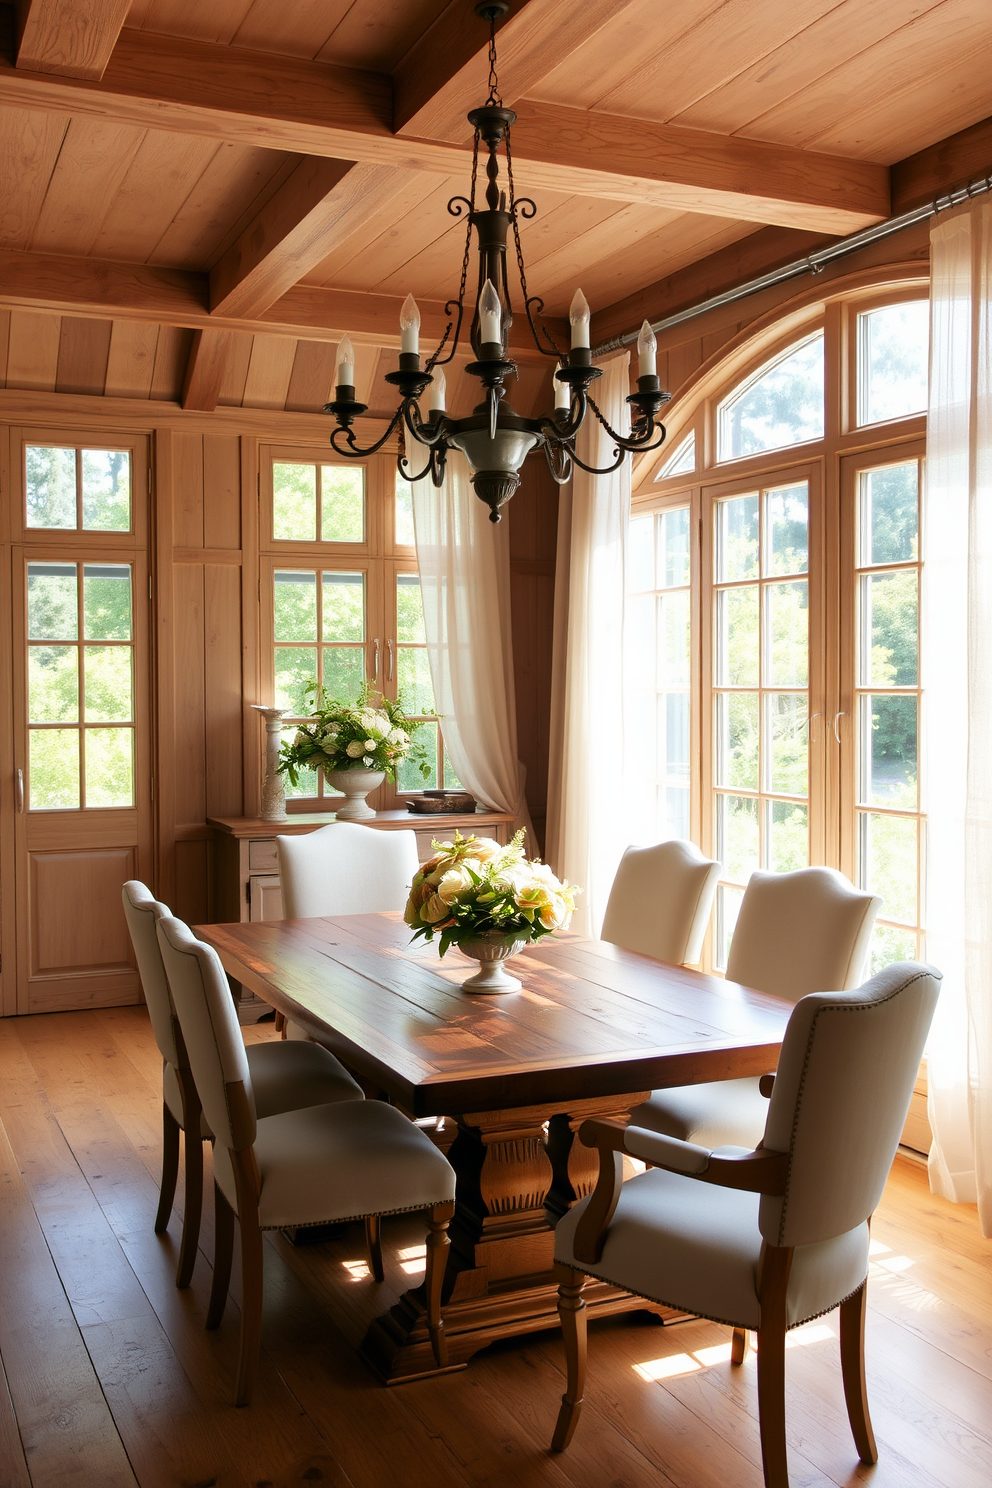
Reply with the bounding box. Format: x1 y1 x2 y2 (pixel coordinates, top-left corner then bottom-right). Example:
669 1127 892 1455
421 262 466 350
924 199 992 1234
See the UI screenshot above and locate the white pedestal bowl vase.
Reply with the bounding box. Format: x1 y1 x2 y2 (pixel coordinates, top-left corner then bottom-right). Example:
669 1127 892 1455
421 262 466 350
324 767 385 820
458 932 528 994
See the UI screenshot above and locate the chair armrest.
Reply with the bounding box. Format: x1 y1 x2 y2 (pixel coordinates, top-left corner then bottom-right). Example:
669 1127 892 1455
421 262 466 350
570 1118 789 1266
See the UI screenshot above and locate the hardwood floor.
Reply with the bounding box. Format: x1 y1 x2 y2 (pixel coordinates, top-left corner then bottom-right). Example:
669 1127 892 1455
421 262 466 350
0 1006 989 1488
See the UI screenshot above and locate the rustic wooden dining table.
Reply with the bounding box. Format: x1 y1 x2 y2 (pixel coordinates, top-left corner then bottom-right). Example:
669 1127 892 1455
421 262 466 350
196 911 792 1382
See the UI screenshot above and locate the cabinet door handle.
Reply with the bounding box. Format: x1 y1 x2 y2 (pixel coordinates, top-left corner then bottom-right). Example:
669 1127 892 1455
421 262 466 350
372 638 380 682
15 768 24 813
387 638 394 682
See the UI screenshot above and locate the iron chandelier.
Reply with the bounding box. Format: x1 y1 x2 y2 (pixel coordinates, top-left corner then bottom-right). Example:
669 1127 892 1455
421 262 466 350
324 2 670 522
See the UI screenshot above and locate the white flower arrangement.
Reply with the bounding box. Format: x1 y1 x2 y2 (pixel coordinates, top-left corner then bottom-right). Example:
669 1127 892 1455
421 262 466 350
405 829 579 956
278 681 431 786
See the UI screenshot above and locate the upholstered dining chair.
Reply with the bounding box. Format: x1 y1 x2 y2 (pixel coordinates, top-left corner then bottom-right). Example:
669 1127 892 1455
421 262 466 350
628 868 882 1152
276 820 420 1038
122 881 364 1288
156 913 456 1406
550 961 941 1488
601 839 721 966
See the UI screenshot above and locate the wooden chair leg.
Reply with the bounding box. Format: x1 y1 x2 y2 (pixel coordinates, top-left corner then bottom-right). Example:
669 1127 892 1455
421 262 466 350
756 1323 789 1488
732 1326 750 1365
551 1267 587 1453
365 1214 384 1282
234 1219 265 1407
155 1103 180 1233
839 1283 878 1465
175 1132 204 1290
274 1011 286 1037
207 1182 235 1331
425 1200 455 1369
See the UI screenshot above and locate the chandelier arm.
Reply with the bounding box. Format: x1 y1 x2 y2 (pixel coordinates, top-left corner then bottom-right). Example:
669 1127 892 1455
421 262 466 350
586 394 669 451
404 399 450 447
542 440 572 485
431 443 448 488
397 448 437 483
568 445 627 477
328 406 404 459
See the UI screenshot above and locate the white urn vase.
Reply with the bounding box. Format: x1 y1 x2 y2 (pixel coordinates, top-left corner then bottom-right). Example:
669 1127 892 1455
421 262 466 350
323 767 385 820
252 705 291 822
457 931 528 994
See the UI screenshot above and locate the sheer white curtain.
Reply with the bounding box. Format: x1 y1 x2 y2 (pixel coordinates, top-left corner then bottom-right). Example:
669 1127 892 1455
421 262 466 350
411 453 531 836
924 199 992 1234
546 354 632 935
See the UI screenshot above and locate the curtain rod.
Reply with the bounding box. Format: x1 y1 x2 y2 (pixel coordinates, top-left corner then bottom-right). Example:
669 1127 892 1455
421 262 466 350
592 171 992 357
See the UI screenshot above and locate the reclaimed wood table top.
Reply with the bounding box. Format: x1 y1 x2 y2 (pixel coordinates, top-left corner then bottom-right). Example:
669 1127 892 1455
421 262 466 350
197 913 792 1118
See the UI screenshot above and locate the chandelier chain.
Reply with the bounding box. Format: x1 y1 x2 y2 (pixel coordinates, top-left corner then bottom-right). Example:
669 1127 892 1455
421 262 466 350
427 133 479 372
486 14 501 103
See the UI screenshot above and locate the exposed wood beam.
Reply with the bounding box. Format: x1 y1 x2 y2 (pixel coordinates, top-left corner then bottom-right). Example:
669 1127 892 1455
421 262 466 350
393 0 637 142
16 0 131 80
209 159 402 320
891 113 992 213
0 27 888 233
181 328 237 411
0 247 564 354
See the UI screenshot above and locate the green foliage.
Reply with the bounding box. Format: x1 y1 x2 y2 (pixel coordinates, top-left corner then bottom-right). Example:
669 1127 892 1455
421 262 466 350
720 335 824 459
278 680 433 786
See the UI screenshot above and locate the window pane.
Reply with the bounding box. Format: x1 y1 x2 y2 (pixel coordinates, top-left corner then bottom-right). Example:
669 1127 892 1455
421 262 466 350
395 479 416 547
28 563 77 639
716 693 759 790
321 646 365 702
29 728 79 809
629 514 654 592
274 647 317 713
659 507 690 587
766 693 808 796
766 483 808 576
273 463 317 541
766 581 808 686
83 565 131 640
85 728 133 807
716 494 758 581
769 800 808 872
281 726 319 799
859 694 917 808
398 721 438 790
717 883 743 971
861 812 916 923
718 794 759 883
443 749 463 791
396 575 427 644
858 302 929 426
321 466 364 542
660 691 690 783
716 587 759 687
663 784 690 841
658 592 689 686
718 334 824 460
322 572 364 642
657 431 695 480
26 446 75 528
84 647 133 722
81 450 130 531
860 570 917 686
274 572 318 641
397 647 435 714
29 646 78 722
869 923 917 975
859 462 918 566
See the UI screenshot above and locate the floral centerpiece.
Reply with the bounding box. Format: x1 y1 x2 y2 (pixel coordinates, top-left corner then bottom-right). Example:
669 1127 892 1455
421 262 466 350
405 830 578 993
278 681 431 819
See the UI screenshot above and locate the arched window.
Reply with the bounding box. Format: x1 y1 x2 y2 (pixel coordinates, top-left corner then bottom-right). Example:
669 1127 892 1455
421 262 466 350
631 285 928 973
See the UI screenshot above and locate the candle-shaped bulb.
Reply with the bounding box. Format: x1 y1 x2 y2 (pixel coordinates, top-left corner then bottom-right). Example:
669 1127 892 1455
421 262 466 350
336 334 355 388
637 319 657 378
479 278 502 346
569 288 591 349
553 368 569 412
428 365 446 414
400 293 420 355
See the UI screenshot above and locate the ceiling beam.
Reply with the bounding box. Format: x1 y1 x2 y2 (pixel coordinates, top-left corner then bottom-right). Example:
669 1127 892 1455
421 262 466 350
0 27 888 233
0 247 564 354
16 0 132 80
181 327 238 411
393 0 637 143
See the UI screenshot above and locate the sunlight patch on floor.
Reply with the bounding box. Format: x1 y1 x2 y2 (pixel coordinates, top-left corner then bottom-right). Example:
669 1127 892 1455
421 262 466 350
398 1243 427 1275
341 1259 371 1281
632 1321 834 1382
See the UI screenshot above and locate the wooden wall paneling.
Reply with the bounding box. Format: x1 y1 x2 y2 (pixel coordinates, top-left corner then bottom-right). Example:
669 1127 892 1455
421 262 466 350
203 563 244 824
6 309 60 390
508 457 559 849
201 432 241 549
171 836 210 924
351 341 381 409
151 426 177 903
29 118 145 256
0 309 9 385
239 434 261 819
0 423 14 1015
148 324 192 401
217 331 254 407
241 334 297 409
54 315 113 395
103 320 159 398
284 338 337 413
0 108 70 250
171 430 204 548
172 559 207 823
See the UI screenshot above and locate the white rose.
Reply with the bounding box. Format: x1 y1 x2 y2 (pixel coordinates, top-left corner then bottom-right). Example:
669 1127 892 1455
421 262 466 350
436 865 474 904
364 739 377 751
467 837 502 863
345 740 365 758
388 727 407 745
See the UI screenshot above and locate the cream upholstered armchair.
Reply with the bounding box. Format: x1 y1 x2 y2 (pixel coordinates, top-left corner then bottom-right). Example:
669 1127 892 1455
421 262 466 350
156 914 456 1406
550 961 941 1488
628 867 881 1151
122 881 364 1288
601 840 721 966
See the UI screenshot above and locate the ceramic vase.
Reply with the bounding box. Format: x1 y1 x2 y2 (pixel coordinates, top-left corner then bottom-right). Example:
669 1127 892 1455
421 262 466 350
252 704 291 822
323 767 385 820
457 931 528 993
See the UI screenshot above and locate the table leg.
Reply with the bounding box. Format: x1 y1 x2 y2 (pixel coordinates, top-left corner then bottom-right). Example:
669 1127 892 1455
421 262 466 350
361 1092 682 1383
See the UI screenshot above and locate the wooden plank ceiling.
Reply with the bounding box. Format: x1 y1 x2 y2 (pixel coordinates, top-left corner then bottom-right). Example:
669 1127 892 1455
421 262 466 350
0 0 989 416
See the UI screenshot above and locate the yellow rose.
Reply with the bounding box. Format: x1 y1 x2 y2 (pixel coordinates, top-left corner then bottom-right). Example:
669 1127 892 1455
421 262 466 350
437 865 474 904
421 892 450 925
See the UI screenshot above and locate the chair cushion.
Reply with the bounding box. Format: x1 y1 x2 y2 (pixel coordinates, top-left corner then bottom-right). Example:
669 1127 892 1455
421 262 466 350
554 1167 869 1331
628 1077 769 1150
214 1099 455 1230
246 1039 363 1117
